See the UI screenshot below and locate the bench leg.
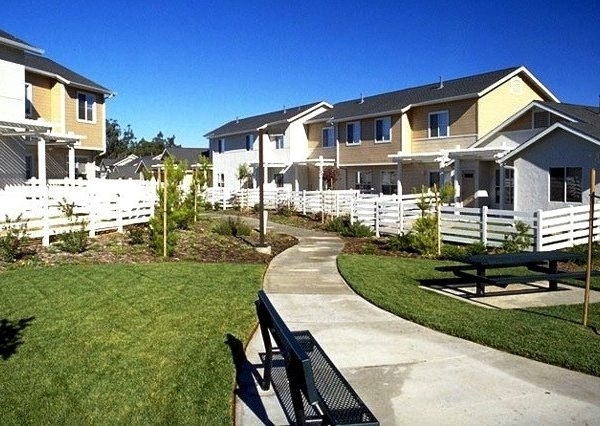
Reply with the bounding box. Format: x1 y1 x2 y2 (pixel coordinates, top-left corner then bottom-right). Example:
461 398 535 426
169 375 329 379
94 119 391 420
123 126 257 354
287 366 307 426
256 303 273 391
549 260 558 291
476 267 486 296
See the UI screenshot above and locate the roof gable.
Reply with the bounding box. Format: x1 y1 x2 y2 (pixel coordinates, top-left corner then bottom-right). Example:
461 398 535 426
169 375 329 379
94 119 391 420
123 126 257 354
0 29 43 54
205 101 331 138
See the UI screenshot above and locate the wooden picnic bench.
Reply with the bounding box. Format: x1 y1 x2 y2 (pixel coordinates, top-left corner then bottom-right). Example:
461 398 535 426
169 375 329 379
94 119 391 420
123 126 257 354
255 290 379 425
435 250 589 297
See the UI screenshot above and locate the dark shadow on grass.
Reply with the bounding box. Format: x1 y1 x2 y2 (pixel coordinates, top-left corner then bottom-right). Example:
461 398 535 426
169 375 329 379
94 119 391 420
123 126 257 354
225 333 274 426
0 316 35 360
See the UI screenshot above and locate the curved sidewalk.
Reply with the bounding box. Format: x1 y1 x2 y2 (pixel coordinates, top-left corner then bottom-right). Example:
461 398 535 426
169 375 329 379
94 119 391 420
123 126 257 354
236 223 600 425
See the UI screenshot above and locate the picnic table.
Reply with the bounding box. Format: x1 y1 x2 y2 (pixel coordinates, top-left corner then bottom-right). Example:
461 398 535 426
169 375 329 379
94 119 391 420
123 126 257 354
435 250 586 297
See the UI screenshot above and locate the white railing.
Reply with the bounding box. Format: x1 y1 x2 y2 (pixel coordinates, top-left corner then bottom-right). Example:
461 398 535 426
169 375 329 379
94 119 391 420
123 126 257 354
0 178 157 246
204 187 600 252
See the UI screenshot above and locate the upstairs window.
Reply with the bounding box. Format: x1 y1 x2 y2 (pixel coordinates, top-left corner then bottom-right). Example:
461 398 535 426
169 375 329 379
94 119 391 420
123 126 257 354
375 117 391 143
275 135 284 149
533 110 550 128
77 92 95 122
428 111 449 138
550 167 582 203
346 121 361 145
217 173 225 187
217 139 224 153
322 127 335 148
25 83 32 118
245 134 253 151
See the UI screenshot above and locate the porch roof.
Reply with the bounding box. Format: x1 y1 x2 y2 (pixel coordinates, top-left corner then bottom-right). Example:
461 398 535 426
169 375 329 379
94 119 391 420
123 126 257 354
388 150 450 166
447 146 509 161
0 120 84 145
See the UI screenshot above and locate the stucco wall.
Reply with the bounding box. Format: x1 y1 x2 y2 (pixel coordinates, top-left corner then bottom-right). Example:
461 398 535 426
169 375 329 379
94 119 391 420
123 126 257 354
0 59 25 120
513 129 599 211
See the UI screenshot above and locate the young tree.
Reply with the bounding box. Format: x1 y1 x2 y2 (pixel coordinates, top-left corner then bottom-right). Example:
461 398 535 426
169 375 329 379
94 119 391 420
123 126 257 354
236 163 252 189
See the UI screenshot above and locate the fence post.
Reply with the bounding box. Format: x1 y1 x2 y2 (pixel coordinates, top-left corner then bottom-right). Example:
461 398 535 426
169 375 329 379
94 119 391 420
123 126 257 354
88 184 97 238
302 190 306 215
536 209 544 252
375 197 380 237
117 193 124 233
569 206 574 246
222 189 226 210
480 205 488 246
42 183 50 246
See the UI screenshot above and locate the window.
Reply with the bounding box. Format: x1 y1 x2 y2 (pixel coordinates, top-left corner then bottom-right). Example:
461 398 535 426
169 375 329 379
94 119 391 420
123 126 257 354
533 110 550 128
322 127 335 148
494 168 514 205
550 167 582 202
355 170 372 193
217 173 225 188
217 139 224 154
346 121 361 145
381 170 397 195
275 135 284 150
25 83 32 118
274 173 284 187
375 117 391 143
428 111 449 138
245 134 253 151
77 92 95 122
25 155 33 179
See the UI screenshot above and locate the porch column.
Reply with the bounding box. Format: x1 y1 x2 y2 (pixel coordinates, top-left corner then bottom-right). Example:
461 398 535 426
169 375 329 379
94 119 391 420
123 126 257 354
37 137 47 182
258 129 265 246
396 160 403 195
454 158 461 205
294 163 299 192
318 155 324 192
68 146 76 179
499 163 506 210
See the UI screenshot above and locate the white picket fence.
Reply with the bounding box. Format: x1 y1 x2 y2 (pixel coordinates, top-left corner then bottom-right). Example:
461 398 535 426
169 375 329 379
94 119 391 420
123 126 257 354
205 187 600 251
0 178 157 246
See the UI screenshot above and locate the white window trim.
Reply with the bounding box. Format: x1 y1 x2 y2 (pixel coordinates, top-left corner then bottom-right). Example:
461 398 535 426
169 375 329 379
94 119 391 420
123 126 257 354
510 77 523 95
345 121 361 146
322 126 335 148
374 117 392 144
76 91 96 123
428 110 449 139
275 135 284 150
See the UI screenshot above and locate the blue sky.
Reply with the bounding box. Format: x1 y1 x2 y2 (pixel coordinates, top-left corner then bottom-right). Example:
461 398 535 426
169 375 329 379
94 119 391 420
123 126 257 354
3 1 599 147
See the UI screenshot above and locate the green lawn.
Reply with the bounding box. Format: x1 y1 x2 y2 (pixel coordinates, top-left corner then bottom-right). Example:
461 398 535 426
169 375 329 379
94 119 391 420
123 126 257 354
0 262 264 425
338 254 600 377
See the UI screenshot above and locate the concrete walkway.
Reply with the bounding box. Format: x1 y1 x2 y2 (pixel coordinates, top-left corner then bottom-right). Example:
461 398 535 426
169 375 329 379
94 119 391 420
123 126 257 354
235 223 600 425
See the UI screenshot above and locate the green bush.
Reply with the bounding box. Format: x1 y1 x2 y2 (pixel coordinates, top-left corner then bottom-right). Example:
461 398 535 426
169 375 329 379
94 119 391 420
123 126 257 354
502 220 532 253
409 215 438 258
127 224 147 245
212 216 252 237
324 215 374 238
386 233 416 253
275 202 295 217
0 215 29 262
57 199 89 254
440 241 487 261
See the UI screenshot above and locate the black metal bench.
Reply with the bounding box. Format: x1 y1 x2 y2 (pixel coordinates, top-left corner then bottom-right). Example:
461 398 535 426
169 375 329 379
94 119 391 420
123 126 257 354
255 290 379 425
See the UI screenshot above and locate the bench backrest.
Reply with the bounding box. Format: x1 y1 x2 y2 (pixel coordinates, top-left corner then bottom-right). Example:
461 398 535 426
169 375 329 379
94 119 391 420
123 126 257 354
256 290 320 404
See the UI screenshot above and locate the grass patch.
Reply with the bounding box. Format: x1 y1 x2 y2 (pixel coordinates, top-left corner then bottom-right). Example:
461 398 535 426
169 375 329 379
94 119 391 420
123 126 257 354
0 262 264 424
338 254 600 376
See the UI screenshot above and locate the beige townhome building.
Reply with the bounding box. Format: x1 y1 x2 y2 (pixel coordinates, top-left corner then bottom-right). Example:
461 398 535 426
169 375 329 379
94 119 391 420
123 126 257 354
304 66 558 204
0 29 112 188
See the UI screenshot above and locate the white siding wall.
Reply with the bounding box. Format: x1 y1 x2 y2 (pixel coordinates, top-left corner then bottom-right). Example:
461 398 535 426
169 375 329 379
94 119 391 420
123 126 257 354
0 59 25 120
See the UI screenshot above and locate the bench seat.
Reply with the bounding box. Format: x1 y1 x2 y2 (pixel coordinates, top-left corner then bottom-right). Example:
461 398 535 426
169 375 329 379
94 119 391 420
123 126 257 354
256 290 378 425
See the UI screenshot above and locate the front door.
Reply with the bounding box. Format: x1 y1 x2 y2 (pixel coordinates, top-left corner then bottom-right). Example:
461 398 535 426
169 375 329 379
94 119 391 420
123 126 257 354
462 171 475 207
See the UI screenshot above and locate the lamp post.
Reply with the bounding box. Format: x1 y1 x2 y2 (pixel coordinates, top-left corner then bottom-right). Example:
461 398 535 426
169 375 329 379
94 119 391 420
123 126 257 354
258 128 265 246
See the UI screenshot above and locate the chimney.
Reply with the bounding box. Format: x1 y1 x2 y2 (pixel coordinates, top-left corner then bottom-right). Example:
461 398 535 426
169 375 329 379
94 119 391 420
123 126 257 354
283 105 287 114
438 76 444 89
359 93 364 104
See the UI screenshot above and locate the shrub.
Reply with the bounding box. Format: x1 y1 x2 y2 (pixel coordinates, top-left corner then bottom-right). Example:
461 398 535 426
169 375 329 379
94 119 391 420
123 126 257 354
440 241 487 261
502 220 532 253
324 215 374 238
127 224 147 245
386 233 416 253
275 202 295 217
57 199 89 254
212 216 252 237
0 215 29 262
409 215 438 258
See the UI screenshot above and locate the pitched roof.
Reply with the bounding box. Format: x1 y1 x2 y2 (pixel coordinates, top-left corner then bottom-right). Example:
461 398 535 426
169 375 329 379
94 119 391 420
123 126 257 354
0 29 43 54
161 147 209 165
310 66 556 123
20 52 112 94
204 101 329 138
0 28 111 94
